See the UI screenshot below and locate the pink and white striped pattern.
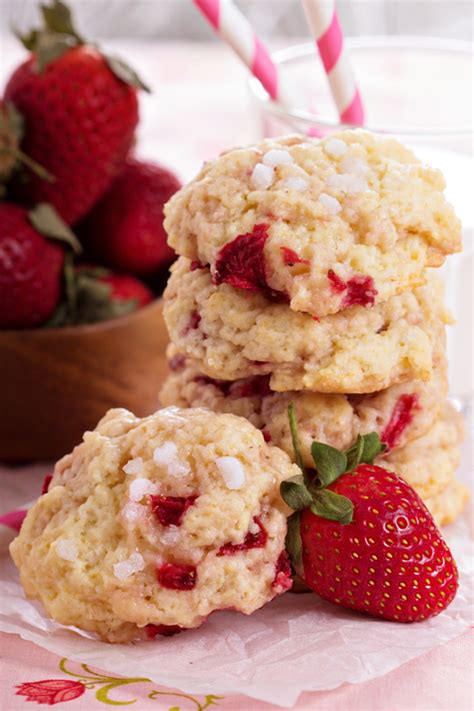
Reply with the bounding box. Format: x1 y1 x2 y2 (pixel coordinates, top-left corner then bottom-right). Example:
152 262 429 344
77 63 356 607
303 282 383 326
193 0 280 100
302 0 365 125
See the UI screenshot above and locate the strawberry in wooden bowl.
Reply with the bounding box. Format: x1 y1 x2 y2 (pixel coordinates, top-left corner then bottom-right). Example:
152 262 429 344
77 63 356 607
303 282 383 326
79 159 181 275
0 203 66 329
0 1 181 462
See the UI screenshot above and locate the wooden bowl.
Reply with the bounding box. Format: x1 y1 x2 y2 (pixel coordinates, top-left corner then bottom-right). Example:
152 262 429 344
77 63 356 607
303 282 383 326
0 300 170 463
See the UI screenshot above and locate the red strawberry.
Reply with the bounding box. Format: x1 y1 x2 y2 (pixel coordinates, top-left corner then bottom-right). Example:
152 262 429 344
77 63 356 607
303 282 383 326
43 264 153 327
157 562 197 590
273 551 293 592
381 393 420 450
280 247 309 267
217 516 268 556
0 203 65 328
146 624 185 639
150 494 197 527
99 273 153 308
281 405 458 623
79 158 180 275
327 269 378 308
4 0 148 224
213 223 288 302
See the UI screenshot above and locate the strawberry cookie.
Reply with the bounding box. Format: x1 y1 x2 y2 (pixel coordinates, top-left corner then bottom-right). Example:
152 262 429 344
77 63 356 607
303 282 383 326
425 479 469 527
164 131 461 319
10 407 297 643
163 258 449 393
160 350 448 465
381 402 464 502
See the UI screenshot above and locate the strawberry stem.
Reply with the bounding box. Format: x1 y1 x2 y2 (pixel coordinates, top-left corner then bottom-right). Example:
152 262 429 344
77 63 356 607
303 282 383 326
345 433 386 471
40 0 83 43
282 406 387 526
310 442 347 487
285 512 303 578
15 0 149 89
287 403 307 480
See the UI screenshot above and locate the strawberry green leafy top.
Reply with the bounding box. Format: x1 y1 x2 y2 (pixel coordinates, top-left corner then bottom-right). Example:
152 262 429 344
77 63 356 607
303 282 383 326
16 0 150 90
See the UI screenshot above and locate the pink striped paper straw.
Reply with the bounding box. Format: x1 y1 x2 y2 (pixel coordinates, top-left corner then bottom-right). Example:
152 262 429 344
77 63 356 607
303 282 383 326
302 0 365 125
0 508 27 549
193 0 280 101
0 508 27 532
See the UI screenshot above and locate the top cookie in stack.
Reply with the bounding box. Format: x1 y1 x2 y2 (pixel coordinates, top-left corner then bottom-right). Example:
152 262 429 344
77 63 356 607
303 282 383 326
161 129 466 525
163 130 460 394
165 130 460 317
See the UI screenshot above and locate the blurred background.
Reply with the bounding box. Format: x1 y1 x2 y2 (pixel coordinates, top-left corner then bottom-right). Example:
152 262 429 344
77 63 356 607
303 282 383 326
0 0 472 41
1 1 472 182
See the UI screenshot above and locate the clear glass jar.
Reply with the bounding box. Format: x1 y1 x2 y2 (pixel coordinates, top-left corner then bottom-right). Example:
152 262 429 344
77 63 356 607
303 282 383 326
249 37 473 409
249 37 472 151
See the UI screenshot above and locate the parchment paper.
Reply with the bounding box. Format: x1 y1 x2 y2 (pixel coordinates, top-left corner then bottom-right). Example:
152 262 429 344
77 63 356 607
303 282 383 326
0 500 471 707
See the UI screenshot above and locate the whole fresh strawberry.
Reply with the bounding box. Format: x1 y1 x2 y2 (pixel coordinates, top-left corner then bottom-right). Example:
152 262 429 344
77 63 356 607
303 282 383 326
99 272 153 308
0 203 65 328
4 0 148 225
79 158 180 275
281 405 459 623
46 265 153 327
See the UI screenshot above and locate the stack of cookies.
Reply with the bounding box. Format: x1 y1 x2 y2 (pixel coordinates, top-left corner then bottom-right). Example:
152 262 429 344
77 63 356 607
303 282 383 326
160 130 468 526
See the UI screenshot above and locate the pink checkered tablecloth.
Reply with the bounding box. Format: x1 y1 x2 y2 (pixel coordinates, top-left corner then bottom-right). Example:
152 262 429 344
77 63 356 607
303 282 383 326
0 40 472 710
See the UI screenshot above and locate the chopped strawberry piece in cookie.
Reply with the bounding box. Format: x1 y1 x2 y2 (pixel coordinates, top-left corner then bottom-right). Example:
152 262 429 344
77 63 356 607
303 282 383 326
189 310 201 329
190 260 206 271
213 223 269 291
193 375 232 395
157 562 197 590
217 516 268 556
146 623 185 638
150 495 198 527
213 224 289 302
327 269 347 293
168 353 186 371
327 270 378 307
181 310 201 335
228 375 271 399
382 394 420 450
344 275 378 307
272 551 293 592
280 247 310 267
